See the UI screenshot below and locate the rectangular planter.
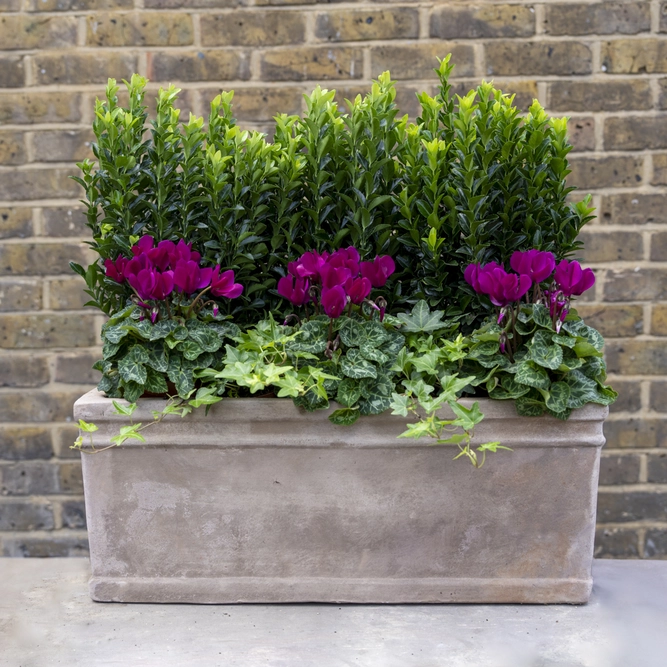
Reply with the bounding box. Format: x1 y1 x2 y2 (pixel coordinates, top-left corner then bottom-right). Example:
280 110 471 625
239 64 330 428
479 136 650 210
74 389 607 604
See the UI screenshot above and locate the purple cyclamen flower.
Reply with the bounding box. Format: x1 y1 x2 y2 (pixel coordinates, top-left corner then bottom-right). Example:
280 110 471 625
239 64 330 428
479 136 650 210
104 256 128 283
321 285 347 318
210 267 243 299
463 262 502 293
477 267 532 308
289 251 330 281
554 260 595 297
360 255 396 288
173 260 212 294
278 275 311 306
346 276 372 305
320 263 353 290
127 268 174 302
510 249 556 283
131 235 155 256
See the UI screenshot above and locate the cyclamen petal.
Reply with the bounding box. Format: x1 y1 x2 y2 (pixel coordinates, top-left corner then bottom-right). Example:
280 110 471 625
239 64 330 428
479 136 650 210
321 285 347 318
277 275 309 306
210 267 244 300
554 259 595 297
347 276 372 304
131 235 155 256
510 249 555 283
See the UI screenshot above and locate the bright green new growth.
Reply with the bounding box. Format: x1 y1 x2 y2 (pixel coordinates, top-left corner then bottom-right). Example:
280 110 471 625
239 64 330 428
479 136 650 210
73 58 593 327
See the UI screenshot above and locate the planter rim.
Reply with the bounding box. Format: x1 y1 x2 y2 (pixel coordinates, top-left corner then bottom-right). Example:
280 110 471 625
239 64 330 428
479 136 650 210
74 389 608 450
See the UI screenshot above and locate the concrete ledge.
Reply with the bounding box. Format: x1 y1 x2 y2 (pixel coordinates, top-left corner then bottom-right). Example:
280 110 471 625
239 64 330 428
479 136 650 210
1 559 666 666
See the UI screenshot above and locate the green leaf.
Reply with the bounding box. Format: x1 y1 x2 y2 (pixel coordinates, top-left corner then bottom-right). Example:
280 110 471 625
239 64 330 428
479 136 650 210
390 393 411 417
574 340 603 358
359 342 389 364
449 400 485 431
545 381 570 413
336 378 362 407
78 419 98 433
187 322 223 353
118 356 147 385
144 368 168 395
145 344 169 373
528 331 563 370
147 320 179 341
515 395 545 417
188 387 223 409
104 323 129 344
563 370 599 409
122 381 144 403
476 441 511 453
397 300 448 333
110 423 146 446
532 303 553 329
358 374 394 415
515 360 550 390
552 333 577 348
329 408 360 426
178 339 204 361
341 349 377 379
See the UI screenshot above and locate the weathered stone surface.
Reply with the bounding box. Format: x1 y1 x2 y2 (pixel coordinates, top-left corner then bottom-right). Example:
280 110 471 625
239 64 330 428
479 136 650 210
652 304 667 335
0 390 83 422
650 381 667 412
605 340 667 375
31 130 94 162
0 131 26 166
0 314 97 349
544 2 649 36
579 231 643 262
0 500 54 531
604 269 667 301
0 243 89 276
76 391 605 603
48 277 89 310
86 12 193 47
317 8 419 41
0 278 42 312
0 168 80 201
431 5 534 39
0 208 32 239
597 491 667 523
603 419 667 449
606 380 641 414
1 461 59 496
32 52 137 85
0 354 49 387
42 207 88 238
594 528 640 558
55 352 100 384
53 426 82 459
647 453 667 483
261 46 364 81
26 0 132 9
0 427 52 460
602 39 667 73
645 530 667 557
2 535 88 557
576 304 643 338
600 194 667 225
371 43 475 79
147 51 249 82
599 454 641 485
58 462 83 494
568 117 595 151
0 56 24 88
60 499 87 529
202 11 305 46
0 15 77 50
605 116 667 150
651 232 667 261
0 92 81 124
549 80 651 112
486 41 592 76
568 156 644 190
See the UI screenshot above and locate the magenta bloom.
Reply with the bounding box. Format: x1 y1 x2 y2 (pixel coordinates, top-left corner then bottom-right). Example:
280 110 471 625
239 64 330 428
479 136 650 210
360 255 395 288
277 275 310 306
321 286 347 318
510 250 555 283
147 240 176 271
173 260 212 294
346 276 372 305
464 261 501 293
477 267 532 307
290 251 329 280
131 235 154 256
210 267 243 299
169 239 201 267
320 263 352 290
328 247 360 276
127 268 174 301
554 260 595 297
104 256 127 283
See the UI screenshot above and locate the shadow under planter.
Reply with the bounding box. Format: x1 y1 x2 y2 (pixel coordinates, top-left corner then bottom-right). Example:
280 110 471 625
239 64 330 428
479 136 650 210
74 390 607 604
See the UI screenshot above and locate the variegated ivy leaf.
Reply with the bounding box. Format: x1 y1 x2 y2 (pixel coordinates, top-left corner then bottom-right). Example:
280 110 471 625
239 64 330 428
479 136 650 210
118 356 147 385
144 368 168 395
145 344 169 373
329 408 360 426
97 373 119 396
186 321 223 353
580 356 605 380
546 407 572 421
380 331 406 356
468 341 500 358
147 319 179 341
558 351 585 372
552 333 576 348
515 360 550 390
515 395 545 417
359 342 388 364
294 389 329 412
336 378 362 407
104 323 129 344
545 381 570 413
102 340 121 358
359 377 393 415
178 340 204 361
390 393 411 417
396 300 448 333
341 349 377 379
532 303 553 329
501 375 532 398
121 380 143 403
564 370 599 409
528 331 563 370
127 344 150 365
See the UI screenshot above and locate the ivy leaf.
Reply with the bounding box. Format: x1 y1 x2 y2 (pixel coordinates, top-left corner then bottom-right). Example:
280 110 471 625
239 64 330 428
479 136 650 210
532 303 553 329
187 321 222 353
78 419 98 433
336 378 362 407
358 374 394 415
118 356 147 385
515 395 545 416
147 319 179 341
121 381 143 403
274 372 304 398
341 349 377 379
515 360 550 390
545 381 570 413
359 342 388 364
145 344 169 373
110 423 146 446
397 300 448 333
528 331 563 370
188 387 223 409
390 393 411 417
329 408 360 426
178 339 204 361
144 368 168 395
449 401 484 431
104 323 129 344
563 370 599 409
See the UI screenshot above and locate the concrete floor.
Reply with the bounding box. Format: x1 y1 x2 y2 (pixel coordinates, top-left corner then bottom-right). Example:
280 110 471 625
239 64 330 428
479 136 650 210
0 559 666 667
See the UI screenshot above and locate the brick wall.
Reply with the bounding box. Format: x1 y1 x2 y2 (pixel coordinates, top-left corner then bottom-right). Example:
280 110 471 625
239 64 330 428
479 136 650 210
0 0 665 558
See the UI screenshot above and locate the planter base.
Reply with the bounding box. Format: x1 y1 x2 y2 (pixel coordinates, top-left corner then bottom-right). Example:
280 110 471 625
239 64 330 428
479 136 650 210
75 391 607 605
90 575 592 605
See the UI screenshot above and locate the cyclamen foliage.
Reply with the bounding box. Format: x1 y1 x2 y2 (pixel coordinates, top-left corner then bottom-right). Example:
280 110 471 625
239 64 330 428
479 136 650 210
72 56 593 328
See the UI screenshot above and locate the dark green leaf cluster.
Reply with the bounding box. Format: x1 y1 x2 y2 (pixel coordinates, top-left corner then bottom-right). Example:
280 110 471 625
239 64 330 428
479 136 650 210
73 60 592 328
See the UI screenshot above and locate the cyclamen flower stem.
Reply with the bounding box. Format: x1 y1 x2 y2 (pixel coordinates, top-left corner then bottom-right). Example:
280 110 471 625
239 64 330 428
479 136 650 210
186 286 211 319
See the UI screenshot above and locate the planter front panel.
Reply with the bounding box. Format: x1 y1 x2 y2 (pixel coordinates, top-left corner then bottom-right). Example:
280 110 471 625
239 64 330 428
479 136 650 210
75 391 607 604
